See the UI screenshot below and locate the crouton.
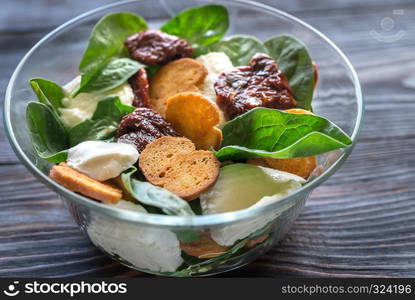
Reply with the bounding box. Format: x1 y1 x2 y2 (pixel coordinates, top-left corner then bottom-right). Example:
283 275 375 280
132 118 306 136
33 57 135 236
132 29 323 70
49 163 122 204
284 108 313 114
163 151 220 200
165 92 222 150
180 232 230 259
245 234 270 248
139 136 195 186
248 157 317 179
149 58 207 116
139 137 220 201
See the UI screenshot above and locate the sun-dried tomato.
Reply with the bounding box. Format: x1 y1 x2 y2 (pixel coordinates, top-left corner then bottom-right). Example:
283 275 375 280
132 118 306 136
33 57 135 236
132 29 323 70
128 69 150 108
214 53 296 120
117 108 179 153
125 30 193 65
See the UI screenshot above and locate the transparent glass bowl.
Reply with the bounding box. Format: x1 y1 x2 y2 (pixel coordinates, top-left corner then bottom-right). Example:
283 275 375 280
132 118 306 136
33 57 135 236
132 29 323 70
3 0 363 276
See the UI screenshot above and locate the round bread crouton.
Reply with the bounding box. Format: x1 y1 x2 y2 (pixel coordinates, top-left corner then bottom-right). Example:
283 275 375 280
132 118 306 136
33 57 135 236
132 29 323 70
149 58 207 116
162 151 220 200
165 92 222 150
139 136 220 201
139 136 195 185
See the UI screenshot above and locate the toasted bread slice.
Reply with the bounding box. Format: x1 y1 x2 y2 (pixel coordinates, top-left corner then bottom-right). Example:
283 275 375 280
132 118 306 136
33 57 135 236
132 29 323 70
180 232 230 259
139 136 220 201
264 157 317 179
149 58 207 116
139 136 195 186
50 163 122 204
284 108 313 114
245 234 270 249
248 156 317 179
165 92 222 150
246 158 268 168
163 151 220 200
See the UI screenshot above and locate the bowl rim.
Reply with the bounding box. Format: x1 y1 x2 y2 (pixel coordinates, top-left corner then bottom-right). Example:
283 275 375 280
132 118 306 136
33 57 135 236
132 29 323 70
3 0 364 228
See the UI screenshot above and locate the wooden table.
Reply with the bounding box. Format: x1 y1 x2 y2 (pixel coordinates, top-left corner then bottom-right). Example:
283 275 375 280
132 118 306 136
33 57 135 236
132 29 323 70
1 0 414 277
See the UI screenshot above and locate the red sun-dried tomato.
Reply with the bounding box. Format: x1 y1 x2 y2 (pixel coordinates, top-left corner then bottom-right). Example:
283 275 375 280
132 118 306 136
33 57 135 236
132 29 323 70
117 108 179 153
214 53 296 120
125 30 193 65
128 69 150 108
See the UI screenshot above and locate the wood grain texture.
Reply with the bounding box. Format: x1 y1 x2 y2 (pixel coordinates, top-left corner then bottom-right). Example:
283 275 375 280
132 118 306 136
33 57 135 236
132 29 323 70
1 0 415 277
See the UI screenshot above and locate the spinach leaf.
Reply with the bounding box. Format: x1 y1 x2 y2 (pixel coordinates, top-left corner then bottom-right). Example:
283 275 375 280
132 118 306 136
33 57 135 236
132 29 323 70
160 5 229 49
215 108 352 161
68 96 135 147
91 95 135 119
74 12 147 97
189 198 202 215
75 58 143 95
264 35 315 110
26 102 68 163
174 199 202 242
210 35 267 66
174 230 200 243
29 78 65 114
145 65 160 78
121 167 195 216
69 119 118 147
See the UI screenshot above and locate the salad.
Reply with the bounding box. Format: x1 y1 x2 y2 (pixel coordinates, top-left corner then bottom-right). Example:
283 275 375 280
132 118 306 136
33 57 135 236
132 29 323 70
25 5 352 275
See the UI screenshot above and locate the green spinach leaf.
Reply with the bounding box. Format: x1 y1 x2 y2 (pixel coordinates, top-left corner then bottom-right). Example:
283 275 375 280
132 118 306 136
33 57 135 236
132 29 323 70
26 102 68 163
215 108 352 161
75 58 143 95
210 35 267 66
189 198 202 215
29 78 65 113
264 35 315 110
145 65 160 78
174 230 200 243
121 167 195 216
160 5 229 49
68 95 135 147
74 12 147 97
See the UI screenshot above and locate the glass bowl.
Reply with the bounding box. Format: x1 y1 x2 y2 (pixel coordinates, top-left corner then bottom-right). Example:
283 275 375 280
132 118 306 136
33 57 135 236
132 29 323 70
3 0 363 276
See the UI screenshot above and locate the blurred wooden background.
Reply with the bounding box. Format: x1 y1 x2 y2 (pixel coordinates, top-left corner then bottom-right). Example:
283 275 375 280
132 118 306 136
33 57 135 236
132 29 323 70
1 0 415 277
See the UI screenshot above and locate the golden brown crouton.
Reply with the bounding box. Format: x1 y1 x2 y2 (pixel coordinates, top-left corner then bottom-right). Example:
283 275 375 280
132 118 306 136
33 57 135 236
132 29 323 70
248 157 317 179
165 92 222 150
180 232 230 259
139 136 195 186
162 151 220 200
149 58 207 116
139 137 220 201
49 163 122 204
245 234 270 248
